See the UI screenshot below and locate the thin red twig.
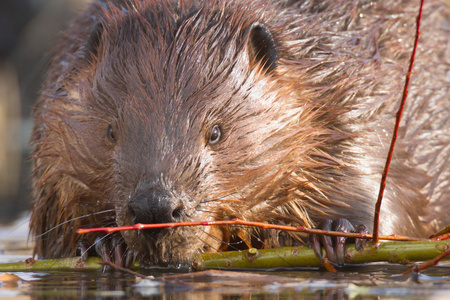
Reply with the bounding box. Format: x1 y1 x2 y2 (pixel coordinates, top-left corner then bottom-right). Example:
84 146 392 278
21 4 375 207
430 233 450 241
77 218 425 242
372 0 424 244
429 225 450 239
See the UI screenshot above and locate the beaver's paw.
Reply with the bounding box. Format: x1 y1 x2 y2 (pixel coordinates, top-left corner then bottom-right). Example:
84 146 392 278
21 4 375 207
78 236 133 269
310 219 369 266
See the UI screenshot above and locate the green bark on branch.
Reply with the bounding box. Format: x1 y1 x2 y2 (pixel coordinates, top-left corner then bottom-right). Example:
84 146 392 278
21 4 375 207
0 241 448 272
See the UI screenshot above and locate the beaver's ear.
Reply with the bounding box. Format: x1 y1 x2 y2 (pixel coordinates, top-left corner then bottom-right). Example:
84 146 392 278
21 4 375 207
83 1 129 63
84 21 104 62
245 22 278 73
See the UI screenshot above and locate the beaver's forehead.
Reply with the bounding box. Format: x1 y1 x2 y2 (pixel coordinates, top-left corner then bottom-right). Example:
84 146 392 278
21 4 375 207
95 46 258 129
99 0 263 51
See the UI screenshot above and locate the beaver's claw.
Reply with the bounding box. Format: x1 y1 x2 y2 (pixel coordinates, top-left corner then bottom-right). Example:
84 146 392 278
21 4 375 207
78 236 133 270
310 219 369 266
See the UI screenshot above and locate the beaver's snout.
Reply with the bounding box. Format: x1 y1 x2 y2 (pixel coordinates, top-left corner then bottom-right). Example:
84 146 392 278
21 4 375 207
128 189 185 225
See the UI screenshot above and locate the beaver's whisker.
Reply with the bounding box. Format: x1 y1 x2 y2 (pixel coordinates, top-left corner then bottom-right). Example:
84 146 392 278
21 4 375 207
35 209 115 238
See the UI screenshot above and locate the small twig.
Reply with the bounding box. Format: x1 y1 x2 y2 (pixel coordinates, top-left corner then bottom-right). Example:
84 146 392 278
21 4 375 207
429 225 450 239
431 233 450 241
100 261 148 278
322 258 337 272
77 218 425 242
402 245 450 275
372 0 424 244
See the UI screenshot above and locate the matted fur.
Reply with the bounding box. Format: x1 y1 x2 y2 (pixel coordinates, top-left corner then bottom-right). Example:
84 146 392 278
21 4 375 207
30 0 449 265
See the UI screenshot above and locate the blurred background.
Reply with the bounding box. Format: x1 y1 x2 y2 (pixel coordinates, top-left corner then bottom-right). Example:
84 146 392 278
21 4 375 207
0 0 88 225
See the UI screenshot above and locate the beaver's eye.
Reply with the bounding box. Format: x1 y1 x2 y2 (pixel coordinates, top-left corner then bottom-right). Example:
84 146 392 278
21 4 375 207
209 125 222 145
107 124 116 143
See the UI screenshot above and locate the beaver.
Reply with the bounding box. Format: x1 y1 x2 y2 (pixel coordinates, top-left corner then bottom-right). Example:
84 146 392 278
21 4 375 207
30 0 449 267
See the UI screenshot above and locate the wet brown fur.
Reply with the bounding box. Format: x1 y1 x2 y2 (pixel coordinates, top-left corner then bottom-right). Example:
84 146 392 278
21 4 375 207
30 0 449 265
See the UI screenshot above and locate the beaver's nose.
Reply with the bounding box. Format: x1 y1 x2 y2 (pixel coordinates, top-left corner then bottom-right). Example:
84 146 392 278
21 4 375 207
128 188 184 225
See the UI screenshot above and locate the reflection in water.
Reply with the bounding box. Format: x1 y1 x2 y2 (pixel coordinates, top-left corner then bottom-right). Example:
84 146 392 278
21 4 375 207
0 262 449 299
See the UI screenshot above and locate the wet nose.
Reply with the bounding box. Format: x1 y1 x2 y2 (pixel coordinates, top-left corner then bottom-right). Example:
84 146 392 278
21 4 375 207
128 189 184 225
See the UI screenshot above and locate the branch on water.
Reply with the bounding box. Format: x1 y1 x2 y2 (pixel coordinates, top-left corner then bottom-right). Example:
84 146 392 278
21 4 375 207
0 240 448 272
195 240 450 270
